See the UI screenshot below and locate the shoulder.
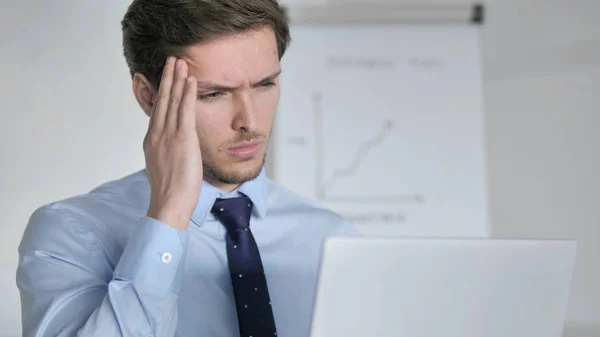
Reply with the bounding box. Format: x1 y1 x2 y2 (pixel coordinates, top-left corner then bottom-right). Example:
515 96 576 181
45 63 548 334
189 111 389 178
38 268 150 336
19 170 150 258
32 169 149 221
264 177 359 236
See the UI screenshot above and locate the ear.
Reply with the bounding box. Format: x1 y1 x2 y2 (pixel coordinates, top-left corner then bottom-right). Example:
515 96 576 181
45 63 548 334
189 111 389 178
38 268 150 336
132 73 156 117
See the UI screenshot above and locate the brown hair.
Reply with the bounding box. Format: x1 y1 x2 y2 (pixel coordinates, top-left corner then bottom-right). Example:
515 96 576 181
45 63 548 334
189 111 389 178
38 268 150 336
121 0 291 90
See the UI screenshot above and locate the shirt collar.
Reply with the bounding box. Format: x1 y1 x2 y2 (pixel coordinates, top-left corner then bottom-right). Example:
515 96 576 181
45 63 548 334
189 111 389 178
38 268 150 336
190 167 268 226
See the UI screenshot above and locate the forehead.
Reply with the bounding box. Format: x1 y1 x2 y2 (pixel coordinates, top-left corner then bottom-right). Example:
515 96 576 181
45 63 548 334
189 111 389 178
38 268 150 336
181 26 280 82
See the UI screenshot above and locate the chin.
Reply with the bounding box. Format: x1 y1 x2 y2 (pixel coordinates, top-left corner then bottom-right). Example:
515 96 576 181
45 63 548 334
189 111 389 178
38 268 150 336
204 155 265 185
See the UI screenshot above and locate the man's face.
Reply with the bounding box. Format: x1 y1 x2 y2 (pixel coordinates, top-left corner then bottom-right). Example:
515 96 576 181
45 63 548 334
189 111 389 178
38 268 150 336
181 26 280 189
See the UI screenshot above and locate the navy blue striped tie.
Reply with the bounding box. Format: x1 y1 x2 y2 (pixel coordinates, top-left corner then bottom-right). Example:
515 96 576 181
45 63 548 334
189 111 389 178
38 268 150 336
211 196 277 337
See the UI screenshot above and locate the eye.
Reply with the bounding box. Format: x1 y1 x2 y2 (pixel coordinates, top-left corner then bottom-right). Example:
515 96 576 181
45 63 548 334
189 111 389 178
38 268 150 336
199 92 223 101
259 81 276 89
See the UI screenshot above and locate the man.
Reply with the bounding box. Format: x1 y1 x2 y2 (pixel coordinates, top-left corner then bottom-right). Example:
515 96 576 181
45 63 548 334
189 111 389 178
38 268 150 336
16 1 357 336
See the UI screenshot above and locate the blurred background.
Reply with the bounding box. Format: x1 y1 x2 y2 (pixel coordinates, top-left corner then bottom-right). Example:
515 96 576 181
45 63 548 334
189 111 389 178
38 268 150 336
0 0 598 336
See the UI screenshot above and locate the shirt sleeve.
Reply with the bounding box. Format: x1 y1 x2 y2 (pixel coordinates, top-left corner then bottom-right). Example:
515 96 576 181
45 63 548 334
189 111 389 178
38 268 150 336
17 204 189 337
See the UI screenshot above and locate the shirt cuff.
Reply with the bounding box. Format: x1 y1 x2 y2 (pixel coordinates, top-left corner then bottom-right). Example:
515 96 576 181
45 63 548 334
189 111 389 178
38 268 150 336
113 216 190 294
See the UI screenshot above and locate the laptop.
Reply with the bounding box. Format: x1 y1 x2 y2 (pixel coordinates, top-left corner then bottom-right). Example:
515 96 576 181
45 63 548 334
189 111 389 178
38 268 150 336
309 237 577 337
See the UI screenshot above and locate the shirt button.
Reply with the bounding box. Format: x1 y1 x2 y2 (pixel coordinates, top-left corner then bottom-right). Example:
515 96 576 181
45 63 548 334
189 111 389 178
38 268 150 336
161 253 172 264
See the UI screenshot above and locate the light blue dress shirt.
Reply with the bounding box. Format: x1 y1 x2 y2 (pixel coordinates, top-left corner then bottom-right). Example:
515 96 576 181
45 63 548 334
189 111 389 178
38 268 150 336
17 168 358 337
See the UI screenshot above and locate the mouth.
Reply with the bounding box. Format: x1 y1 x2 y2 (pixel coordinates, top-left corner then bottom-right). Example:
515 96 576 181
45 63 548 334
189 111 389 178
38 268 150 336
227 141 262 159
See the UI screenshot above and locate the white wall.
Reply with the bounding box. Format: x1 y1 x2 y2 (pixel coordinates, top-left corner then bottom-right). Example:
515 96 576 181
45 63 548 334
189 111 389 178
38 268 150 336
481 1 600 336
1 0 599 336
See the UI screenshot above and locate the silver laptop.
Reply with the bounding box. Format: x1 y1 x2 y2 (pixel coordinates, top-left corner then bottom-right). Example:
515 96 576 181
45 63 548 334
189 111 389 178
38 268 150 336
309 237 577 337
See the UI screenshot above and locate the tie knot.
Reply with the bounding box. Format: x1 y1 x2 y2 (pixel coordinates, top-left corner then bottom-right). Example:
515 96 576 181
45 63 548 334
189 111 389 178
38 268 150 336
211 196 253 232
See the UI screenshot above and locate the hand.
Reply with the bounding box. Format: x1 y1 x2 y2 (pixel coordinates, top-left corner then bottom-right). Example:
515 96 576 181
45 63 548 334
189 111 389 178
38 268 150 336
144 57 201 231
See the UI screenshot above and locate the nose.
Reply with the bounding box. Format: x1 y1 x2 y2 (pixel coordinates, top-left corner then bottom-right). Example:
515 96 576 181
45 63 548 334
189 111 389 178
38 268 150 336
231 91 257 132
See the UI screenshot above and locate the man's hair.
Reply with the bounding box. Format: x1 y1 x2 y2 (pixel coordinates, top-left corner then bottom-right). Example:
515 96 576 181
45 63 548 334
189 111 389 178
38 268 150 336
121 0 291 90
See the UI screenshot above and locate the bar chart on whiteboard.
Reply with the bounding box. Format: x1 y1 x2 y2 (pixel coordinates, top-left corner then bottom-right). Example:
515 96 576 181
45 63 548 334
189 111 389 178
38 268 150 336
271 24 490 237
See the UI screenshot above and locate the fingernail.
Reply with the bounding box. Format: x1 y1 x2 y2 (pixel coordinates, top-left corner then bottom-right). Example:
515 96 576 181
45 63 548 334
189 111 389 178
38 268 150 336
166 56 174 65
176 59 183 69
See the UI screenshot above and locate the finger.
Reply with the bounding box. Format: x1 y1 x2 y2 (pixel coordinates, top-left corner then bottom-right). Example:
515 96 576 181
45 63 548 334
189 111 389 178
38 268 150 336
166 59 188 132
179 76 197 132
151 56 176 132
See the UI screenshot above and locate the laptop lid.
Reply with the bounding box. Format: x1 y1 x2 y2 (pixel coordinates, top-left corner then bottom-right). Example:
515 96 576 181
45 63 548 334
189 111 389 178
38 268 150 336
309 237 577 337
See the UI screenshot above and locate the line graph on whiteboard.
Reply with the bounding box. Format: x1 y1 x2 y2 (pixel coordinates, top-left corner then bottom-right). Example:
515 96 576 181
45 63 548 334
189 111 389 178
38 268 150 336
273 25 489 236
311 91 425 204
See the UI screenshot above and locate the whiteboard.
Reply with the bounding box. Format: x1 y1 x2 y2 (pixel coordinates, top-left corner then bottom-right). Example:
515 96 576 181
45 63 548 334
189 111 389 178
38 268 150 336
271 24 489 237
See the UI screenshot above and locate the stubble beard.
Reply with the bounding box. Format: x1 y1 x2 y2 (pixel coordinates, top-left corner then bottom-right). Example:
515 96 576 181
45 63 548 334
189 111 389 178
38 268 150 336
202 152 267 185
202 130 272 186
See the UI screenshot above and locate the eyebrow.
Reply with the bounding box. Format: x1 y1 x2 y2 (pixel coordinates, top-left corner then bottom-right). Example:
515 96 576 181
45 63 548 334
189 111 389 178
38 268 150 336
196 69 282 92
